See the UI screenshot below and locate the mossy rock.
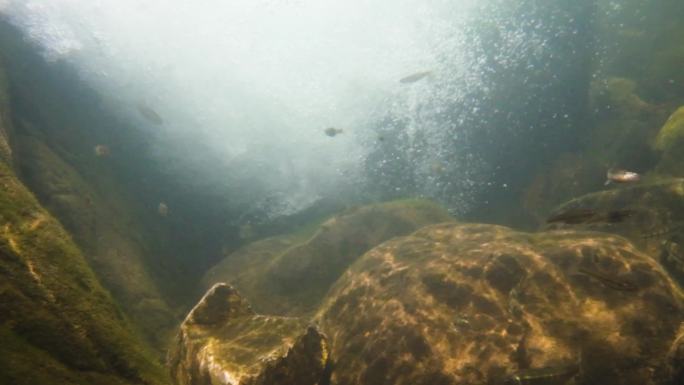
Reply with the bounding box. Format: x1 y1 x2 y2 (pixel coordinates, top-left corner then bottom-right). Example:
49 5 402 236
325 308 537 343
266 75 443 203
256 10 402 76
169 283 329 385
316 223 684 385
653 107 684 177
203 199 454 316
590 77 654 118
185 221 684 385
0 162 168 385
12 127 177 350
545 178 684 287
654 106 684 151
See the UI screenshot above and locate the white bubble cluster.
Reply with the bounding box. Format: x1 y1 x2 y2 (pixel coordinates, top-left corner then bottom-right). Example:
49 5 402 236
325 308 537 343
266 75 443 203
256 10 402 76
3 0 483 216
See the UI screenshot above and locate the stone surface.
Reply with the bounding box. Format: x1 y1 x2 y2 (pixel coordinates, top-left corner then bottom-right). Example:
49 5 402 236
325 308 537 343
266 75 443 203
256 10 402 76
654 107 684 177
654 106 684 152
545 178 684 286
203 199 454 316
180 219 684 385
169 283 329 385
316 222 684 385
0 161 168 385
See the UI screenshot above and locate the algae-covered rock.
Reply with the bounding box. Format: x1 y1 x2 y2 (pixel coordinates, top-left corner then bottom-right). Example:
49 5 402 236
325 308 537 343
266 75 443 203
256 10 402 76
13 125 177 349
0 162 168 385
654 106 684 152
316 223 684 385
203 199 454 316
169 283 329 385
183 221 684 385
590 77 654 118
545 178 684 287
653 107 684 177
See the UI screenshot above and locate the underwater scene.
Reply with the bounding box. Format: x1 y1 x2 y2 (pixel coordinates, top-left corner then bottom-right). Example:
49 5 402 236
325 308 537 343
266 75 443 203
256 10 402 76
1 0 684 384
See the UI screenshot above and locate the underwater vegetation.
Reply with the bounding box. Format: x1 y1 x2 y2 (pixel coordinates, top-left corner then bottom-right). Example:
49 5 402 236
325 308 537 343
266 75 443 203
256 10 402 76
1 0 684 384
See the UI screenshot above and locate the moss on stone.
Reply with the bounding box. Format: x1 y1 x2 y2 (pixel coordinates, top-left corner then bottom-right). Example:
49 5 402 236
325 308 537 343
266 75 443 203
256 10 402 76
204 199 454 316
170 284 328 385
316 222 684 385
0 161 168 385
654 106 684 151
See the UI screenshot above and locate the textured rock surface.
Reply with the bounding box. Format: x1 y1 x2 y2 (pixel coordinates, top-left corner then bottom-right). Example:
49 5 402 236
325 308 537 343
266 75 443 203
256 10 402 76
180 219 684 385
0 19 178 349
654 106 684 152
654 106 684 177
203 199 454 315
0 161 168 385
545 179 684 286
169 283 329 385
316 223 684 385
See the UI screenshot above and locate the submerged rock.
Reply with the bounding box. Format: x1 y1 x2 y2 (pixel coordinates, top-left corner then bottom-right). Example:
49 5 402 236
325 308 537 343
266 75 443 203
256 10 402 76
169 283 329 385
654 106 684 177
590 77 655 118
203 199 454 315
317 223 683 385
654 106 684 152
179 217 684 385
545 178 684 286
0 161 168 385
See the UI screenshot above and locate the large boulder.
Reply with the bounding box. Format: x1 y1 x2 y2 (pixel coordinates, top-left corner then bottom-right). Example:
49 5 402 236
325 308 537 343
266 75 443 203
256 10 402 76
316 223 684 385
203 199 454 315
179 217 684 385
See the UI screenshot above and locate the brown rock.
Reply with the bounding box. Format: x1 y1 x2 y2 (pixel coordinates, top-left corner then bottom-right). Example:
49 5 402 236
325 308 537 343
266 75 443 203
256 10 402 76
316 223 684 385
203 199 454 316
169 283 329 385
544 178 684 286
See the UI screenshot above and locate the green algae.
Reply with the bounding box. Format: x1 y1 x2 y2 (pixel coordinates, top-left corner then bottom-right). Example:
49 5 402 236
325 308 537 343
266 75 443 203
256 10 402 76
204 198 454 316
0 161 169 385
654 106 684 151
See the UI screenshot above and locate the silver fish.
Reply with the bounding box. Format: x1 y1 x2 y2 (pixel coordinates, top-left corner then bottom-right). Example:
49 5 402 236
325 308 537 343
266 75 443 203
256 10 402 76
137 104 164 125
399 70 432 84
605 168 640 185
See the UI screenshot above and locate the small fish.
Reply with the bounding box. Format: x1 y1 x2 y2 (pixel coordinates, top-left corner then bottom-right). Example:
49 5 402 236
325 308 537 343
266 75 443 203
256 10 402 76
158 202 169 217
605 168 640 185
324 127 344 137
137 104 164 125
399 70 432 84
504 362 580 385
546 208 636 225
94 144 110 157
577 267 639 292
546 208 596 224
